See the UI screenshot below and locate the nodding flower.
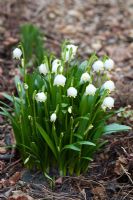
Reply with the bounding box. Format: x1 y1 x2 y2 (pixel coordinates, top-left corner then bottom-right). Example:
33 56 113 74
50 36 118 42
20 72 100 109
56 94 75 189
38 63 49 75
101 97 114 110
85 84 96 96
104 59 114 70
54 74 66 87
35 92 47 102
50 113 57 122
13 48 22 59
80 72 91 83
92 60 104 72
67 87 78 98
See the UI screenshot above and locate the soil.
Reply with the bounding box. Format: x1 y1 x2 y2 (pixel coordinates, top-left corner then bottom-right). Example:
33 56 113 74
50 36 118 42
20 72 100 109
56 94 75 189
0 0 133 199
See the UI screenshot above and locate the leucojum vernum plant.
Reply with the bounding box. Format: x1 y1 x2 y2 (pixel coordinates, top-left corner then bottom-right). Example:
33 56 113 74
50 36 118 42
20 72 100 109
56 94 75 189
0 42 131 176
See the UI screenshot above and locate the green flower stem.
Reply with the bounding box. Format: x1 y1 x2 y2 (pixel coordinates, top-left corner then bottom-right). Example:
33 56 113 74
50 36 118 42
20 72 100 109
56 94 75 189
52 124 58 150
44 102 50 133
32 92 37 136
69 116 74 144
19 44 27 83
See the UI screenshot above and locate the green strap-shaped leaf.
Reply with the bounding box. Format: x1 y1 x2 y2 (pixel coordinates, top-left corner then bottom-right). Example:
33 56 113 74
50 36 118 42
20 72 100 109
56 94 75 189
62 144 80 152
103 123 131 135
77 141 96 146
3 93 13 102
36 123 58 159
81 157 93 161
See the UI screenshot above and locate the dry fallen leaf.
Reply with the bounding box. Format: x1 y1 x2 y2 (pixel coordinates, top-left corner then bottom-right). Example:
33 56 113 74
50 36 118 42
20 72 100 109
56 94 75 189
8 190 33 200
55 177 63 185
9 172 21 186
92 186 106 200
0 147 7 154
114 155 128 175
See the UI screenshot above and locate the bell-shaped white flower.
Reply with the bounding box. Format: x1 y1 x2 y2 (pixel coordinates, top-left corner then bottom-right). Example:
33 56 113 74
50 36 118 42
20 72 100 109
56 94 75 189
35 92 47 102
92 60 104 72
13 48 22 59
80 72 91 83
54 74 66 87
52 59 62 73
101 97 114 110
85 84 96 96
39 63 49 75
103 80 115 92
104 59 114 70
50 113 57 122
64 44 78 62
67 87 77 98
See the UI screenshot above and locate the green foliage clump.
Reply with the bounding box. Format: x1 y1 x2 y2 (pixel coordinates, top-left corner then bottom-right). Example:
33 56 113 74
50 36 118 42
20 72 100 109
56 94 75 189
0 41 131 176
20 24 46 65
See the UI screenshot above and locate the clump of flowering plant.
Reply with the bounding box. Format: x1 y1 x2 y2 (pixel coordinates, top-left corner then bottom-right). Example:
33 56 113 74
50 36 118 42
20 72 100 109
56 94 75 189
0 42 131 176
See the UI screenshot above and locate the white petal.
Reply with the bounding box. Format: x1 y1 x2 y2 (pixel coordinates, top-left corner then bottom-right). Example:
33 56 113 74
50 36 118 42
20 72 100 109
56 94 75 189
104 59 114 70
85 84 96 96
54 74 66 87
67 87 77 98
92 60 104 72
13 48 22 59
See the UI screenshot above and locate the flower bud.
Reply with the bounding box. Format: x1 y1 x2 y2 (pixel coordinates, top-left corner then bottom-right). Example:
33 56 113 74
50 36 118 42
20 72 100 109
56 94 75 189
39 63 49 75
24 83 28 90
63 44 78 62
104 59 114 70
28 115 32 120
101 97 114 110
103 80 115 92
52 59 62 73
85 84 96 96
68 106 72 113
67 87 77 98
17 82 21 92
54 74 66 87
50 113 57 122
35 92 47 102
92 60 104 72
13 48 22 59
21 58 25 68
80 72 91 83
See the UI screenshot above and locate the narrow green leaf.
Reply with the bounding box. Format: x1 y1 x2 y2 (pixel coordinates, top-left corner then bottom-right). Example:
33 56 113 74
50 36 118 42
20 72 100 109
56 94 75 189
3 93 13 102
81 157 93 161
36 123 58 159
77 141 96 146
62 144 80 152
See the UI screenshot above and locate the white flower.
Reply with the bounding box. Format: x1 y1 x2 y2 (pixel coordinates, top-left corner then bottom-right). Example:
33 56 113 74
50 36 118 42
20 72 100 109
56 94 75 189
67 87 77 98
85 84 96 96
24 83 28 90
103 80 115 92
52 59 62 73
13 48 22 59
54 74 66 87
92 60 104 72
104 59 114 70
101 97 114 110
35 92 47 102
80 72 91 83
38 63 49 75
50 113 57 122
68 106 72 113
64 44 78 62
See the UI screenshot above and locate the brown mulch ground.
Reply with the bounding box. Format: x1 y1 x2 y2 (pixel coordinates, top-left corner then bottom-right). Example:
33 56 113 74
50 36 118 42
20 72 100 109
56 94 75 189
0 0 133 199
